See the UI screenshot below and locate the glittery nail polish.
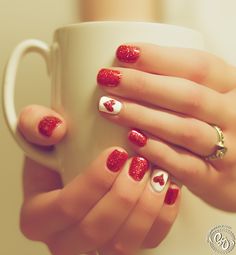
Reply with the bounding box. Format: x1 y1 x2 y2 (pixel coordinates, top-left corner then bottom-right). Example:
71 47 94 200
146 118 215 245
164 187 179 205
106 149 128 172
99 96 122 115
38 116 62 137
151 170 169 192
128 129 147 147
97 68 121 87
129 157 149 181
116 45 140 63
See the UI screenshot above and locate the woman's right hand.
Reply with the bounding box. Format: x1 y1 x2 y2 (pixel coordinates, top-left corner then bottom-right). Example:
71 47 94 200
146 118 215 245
18 105 180 255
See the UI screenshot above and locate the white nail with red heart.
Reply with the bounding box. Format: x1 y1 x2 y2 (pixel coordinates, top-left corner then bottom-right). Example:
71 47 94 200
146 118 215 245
99 96 122 115
151 169 169 192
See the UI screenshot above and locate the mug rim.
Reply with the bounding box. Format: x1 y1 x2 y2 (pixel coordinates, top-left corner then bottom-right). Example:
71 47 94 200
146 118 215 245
55 21 201 36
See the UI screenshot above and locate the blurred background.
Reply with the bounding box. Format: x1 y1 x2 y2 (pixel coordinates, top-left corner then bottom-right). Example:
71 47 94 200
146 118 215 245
0 1 236 254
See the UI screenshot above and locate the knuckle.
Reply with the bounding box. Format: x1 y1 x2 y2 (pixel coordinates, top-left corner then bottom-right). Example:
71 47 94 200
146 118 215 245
89 172 113 193
112 185 137 208
188 52 209 83
160 213 176 227
179 121 199 148
138 201 158 220
184 87 204 115
132 71 149 96
110 242 130 255
55 192 79 223
79 225 101 247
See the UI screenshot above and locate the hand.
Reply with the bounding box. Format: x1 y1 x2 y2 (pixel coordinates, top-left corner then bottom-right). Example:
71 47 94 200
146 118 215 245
18 105 181 255
97 43 236 212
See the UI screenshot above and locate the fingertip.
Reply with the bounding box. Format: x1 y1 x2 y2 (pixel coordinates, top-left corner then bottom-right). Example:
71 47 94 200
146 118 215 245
18 105 66 146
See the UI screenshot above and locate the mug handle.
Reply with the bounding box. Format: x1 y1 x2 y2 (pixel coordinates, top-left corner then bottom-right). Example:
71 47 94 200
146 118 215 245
2 39 59 171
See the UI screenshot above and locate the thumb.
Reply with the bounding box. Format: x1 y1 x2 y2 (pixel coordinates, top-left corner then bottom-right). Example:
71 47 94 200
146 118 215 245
18 105 66 146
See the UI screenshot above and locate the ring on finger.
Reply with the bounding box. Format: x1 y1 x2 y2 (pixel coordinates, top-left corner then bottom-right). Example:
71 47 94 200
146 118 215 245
205 125 227 160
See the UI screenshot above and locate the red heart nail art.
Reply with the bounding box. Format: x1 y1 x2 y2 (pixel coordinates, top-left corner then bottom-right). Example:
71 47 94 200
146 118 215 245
103 100 116 112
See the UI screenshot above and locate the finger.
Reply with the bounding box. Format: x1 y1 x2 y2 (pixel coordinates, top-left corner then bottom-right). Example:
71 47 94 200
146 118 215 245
128 131 236 211
20 147 128 241
98 96 220 157
18 105 66 146
127 131 213 190
128 126 233 170
142 183 181 249
48 157 150 254
115 43 236 92
99 169 170 255
97 68 228 125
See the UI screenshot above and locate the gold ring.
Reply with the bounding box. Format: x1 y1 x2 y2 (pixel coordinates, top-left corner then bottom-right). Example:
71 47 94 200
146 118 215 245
205 125 227 160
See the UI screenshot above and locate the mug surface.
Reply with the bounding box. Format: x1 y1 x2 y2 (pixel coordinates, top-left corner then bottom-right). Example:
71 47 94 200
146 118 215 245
2 21 204 184
51 21 204 183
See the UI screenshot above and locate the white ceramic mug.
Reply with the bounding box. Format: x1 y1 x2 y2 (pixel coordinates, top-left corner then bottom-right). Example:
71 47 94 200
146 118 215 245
2 21 204 184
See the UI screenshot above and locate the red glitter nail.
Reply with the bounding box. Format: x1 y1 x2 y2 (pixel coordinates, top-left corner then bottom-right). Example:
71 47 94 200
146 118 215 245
107 149 128 172
116 45 140 63
38 116 62 137
97 68 121 87
128 129 147 147
129 157 149 181
153 174 165 186
164 187 179 205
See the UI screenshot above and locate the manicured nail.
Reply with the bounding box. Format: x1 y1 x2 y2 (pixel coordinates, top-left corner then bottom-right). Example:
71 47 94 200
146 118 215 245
99 96 122 115
116 45 140 63
97 68 121 87
151 169 169 192
129 157 149 181
38 116 62 137
107 149 128 172
128 129 147 147
164 186 179 205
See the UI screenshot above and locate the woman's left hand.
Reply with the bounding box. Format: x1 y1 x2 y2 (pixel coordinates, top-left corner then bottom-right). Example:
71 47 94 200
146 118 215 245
97 43 236 212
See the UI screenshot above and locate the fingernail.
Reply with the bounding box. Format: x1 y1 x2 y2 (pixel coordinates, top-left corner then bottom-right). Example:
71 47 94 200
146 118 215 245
38 116 62 137
107 149 128 172
129 157 149 181
116 45 140 63
128 129 147 147
99 96 122 115
97 68 121 87
151 170 169 192
164 186 179 205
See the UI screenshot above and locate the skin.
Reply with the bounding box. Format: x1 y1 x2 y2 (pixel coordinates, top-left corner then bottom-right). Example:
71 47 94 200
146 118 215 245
18 42 236 255
19 107 180 255
18 2 236 255
98 43 236 212
18 2 179 254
